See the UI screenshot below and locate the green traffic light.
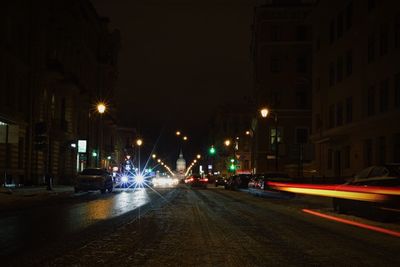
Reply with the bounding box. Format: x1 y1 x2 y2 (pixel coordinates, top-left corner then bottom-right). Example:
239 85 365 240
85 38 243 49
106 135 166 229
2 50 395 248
229 164 236 171
209 146 216 155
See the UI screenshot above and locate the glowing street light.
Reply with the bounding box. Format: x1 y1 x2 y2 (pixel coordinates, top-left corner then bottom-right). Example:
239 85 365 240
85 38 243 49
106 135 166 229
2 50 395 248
196 154 201 159
176 131 181 136
136 139 143 146
245 130 250 135
260 108 269 118
224 139 231 147
97 102 106 114
260 107 279 171
157 159 161 163
152 154 157 159
183 136 188 141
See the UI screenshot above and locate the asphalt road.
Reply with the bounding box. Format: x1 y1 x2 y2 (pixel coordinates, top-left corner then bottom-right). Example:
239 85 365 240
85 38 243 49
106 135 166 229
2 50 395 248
3 185 400 266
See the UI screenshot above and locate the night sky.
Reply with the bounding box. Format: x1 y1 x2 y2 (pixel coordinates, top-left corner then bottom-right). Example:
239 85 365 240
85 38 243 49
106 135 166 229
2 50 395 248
92 0 256 160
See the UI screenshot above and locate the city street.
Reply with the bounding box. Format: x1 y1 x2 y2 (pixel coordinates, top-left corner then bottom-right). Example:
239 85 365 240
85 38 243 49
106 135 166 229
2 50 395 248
2 185 400 266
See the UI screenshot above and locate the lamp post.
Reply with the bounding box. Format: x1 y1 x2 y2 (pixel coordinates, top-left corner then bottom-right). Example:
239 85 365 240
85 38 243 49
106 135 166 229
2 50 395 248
96 102 106 168
260 107 279 171
224 138 237 174
136 138 143 175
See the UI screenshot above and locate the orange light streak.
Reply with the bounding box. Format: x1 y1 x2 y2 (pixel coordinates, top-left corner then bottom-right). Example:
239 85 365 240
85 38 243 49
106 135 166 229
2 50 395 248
302 209 400 238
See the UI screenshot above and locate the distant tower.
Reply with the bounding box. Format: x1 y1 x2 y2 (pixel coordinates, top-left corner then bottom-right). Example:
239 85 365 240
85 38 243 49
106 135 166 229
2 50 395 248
176 150 186 174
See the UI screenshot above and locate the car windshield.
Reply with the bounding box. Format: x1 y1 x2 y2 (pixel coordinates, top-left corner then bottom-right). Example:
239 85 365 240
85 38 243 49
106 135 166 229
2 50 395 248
81 169 104 176
386 165 400 176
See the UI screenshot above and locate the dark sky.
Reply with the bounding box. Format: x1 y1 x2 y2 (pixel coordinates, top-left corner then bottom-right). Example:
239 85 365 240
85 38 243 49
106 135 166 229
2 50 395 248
92 0 256 160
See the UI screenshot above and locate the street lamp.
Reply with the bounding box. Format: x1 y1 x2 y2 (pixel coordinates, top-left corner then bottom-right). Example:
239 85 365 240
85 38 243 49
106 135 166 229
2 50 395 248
183 136 188 141
95 102 107 167
196 154 201 159
136 138 143 175
152 154 156 159
176 131 181 136
224 139 231 147
260 107 279 171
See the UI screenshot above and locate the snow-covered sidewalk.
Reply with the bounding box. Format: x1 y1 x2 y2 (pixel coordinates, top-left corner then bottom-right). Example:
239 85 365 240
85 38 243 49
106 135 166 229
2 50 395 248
0 185 74 211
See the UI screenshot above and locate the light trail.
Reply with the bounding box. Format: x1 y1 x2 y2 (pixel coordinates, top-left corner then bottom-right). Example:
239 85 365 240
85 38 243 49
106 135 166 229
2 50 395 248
267 182 398 202
302 209 400 238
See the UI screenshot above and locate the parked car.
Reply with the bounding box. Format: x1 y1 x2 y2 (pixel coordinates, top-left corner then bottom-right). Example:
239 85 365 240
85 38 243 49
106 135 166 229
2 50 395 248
186 174 208 188
215 176 227 187
75 168 114 194
225 174 252 190
332 164 400 221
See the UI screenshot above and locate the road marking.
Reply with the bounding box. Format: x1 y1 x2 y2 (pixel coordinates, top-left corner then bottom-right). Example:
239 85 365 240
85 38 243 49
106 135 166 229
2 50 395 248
302 209 400 238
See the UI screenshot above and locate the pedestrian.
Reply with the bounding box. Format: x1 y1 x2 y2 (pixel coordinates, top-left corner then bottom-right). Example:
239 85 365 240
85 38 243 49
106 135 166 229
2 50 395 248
45 172 53 191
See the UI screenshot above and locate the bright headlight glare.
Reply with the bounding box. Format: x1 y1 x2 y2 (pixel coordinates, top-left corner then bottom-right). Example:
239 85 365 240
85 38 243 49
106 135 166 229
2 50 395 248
121 175 129 183
135 175 145 184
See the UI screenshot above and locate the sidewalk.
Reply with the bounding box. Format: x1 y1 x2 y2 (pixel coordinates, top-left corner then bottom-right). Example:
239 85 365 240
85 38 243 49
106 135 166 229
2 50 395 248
0 185 74 212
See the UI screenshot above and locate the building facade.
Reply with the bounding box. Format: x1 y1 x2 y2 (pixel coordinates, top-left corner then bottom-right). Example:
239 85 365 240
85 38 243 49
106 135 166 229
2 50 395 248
0 0 120 186
310 0 400 178
208 103 254 176
252 0 315 176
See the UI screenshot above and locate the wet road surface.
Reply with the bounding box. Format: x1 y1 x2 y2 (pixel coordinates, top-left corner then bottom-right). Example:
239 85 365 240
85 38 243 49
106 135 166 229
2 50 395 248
0 187 177 261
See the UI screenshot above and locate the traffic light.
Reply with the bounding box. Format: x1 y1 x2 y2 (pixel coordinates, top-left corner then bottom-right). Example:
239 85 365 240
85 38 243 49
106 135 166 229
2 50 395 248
92 150 98 157
229 163 236 172
209 146 216 155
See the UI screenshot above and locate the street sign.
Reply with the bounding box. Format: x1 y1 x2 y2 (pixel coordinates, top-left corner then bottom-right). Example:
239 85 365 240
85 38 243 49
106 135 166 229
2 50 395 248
78 140 87 153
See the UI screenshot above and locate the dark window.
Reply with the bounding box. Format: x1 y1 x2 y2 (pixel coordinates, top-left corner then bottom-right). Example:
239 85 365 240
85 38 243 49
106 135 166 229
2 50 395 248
367 86 375 116
394 133 400 162
328 149 333 169
380 25 388 56
271 25 280 41
329 62 335 86
296 128 309 144
336 56 343 82
344 146 350 168
337 13 343 38
296 56 307 73
336 102 343 126
346 50 353 76
272 91 281 108
345 97 353 123
364 139 373 166
61 97 66 121
315 113 322 130
270 56 280 73
395 73 400 108
346 2 353 30
368 0 375 13
330 19 335 44
329 104 335 128
296 25 307 41
395 14 400 49
378 136 386 164
296 90 307 109
270 128 283 151
368 34 375 63
18 137 24 169
379 79 389 112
